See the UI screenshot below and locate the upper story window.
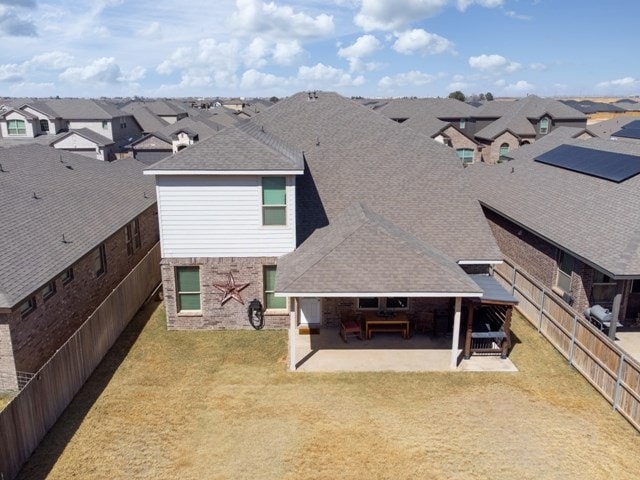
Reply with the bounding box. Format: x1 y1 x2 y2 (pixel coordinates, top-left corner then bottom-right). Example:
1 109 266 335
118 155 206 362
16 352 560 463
120 118 127 129
459 119 466 129
8 119 27 135
499 143 510 161
40 119 49 132
125 224 134 256
133 218 141 249
176 266 201 311
456 148 474 164
93 244 107 277
262 177 286 226
539 117 549 135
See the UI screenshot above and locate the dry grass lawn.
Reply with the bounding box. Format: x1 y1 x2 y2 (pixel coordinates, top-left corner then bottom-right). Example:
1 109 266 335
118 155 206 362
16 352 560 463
17 299 640 479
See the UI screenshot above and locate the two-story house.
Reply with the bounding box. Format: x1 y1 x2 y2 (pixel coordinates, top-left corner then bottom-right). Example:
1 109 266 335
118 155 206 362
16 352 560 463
145 92 509 370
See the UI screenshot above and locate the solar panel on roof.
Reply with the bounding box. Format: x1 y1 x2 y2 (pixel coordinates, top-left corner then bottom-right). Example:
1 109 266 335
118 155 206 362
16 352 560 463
622 119 640 130
534 144 640 183
612 128 640 140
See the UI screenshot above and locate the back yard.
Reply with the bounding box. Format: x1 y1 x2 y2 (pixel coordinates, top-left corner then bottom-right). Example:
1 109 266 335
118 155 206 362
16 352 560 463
17 299 640 479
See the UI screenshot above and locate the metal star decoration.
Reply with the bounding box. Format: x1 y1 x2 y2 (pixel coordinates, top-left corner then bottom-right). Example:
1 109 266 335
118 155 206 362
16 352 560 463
213 272 250 305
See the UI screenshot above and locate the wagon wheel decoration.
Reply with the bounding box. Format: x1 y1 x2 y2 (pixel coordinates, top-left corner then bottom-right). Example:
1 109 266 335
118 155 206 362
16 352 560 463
213 272 250 305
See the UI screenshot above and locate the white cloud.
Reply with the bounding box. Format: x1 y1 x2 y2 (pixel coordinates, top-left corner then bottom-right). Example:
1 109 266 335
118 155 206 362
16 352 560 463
378 70 436 89
456 0 503 11
156 38 242 88
140 21 162 38
241 69 290 89
0 63 24 82
503 80 534 95
355 0 447 31
243 38 305 69
58 57 145 86
244 37 271 68
505 10 532 20
59 57 122 84
596 77 640 93
298 63 365 87
272 40 304 66
469 54 521 74
528 62 547 71
393 29 455 55
0 4 38 36
337 34 382 72
28 51 75 70
231 0 334 39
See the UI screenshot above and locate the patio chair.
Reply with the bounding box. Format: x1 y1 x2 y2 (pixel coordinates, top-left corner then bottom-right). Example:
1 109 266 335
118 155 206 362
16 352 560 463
340 311 362 342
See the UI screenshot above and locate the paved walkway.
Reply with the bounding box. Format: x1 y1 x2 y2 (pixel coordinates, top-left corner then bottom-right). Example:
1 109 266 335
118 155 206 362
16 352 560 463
293 328 518 373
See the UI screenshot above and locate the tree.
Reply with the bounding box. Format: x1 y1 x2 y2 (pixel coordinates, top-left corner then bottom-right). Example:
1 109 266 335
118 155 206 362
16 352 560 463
269 96 280 103
485 92 494 101
448 90 466 102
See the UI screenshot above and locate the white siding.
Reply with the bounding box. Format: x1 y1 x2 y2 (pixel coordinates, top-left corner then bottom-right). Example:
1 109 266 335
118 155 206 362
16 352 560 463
157 175 297 258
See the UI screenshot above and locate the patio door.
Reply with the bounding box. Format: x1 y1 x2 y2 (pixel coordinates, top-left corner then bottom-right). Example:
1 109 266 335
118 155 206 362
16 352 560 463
300 297 321 326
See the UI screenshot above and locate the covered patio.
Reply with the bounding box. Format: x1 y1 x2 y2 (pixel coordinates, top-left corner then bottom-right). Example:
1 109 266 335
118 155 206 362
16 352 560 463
275 204 516 372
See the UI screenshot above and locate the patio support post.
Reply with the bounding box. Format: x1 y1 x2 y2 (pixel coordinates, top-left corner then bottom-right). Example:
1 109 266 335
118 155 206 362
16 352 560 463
609 282 624 341
288 297 298 371
463 303 474 360
450 297 462 369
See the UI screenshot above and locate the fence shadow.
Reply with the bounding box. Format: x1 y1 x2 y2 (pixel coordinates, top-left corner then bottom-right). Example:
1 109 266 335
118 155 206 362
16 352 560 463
16 299 159 480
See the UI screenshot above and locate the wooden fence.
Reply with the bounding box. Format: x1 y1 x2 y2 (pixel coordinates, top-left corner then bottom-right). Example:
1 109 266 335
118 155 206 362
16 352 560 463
0 243 161 480
493 257 640 433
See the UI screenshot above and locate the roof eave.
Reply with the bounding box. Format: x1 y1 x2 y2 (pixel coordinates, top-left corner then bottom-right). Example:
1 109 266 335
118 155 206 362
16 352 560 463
144 168 305 176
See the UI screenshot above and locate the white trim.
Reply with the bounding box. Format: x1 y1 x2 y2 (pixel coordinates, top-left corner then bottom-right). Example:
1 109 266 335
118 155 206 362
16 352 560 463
275 291 482 298
458 260 503 265
144 169 304 176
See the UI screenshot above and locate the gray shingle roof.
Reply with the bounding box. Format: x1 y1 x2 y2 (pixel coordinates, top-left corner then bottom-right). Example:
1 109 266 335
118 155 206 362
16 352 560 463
250 92 501 262
467 136 640 277
377 97 478 120
276 203 482 295
475 95 586 120
588 117 639 139
128 106 169 132
39 99 126 120
145 121 304 172
0 144 156 308
50 128 115 147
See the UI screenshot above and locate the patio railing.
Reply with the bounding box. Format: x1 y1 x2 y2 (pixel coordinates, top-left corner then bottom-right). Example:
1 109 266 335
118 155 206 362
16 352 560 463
492 257 640 433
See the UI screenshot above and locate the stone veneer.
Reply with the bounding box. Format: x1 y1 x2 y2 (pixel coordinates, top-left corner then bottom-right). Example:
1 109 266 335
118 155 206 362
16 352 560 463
0 204 159 384
161 256 289 330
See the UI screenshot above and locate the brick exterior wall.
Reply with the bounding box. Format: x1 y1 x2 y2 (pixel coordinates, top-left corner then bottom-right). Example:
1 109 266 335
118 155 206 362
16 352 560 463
442 126 482 164
483 131 522 165
0 204 159 376
161 256 289 330
482 206 634 319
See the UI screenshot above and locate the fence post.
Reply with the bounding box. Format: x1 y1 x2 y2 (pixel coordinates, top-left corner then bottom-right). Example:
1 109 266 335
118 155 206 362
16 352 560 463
538 288 545 333
568 315 578 366
612 354 625 412
510 265 517 295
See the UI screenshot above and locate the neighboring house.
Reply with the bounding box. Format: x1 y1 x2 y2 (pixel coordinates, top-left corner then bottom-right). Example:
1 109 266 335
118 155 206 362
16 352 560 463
472 95 587 164
608 119 640 145
48 128 116 161
121 99 188 125
223 98 248 112
469 134 640 329
125 105 169 134
560 99 627 123
0 144 158 390
145 92 508 370
0 99 142 156
129 116 223 165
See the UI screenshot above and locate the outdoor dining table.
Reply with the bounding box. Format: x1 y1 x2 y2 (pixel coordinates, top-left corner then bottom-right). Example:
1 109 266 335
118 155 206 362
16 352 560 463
364 312 410 339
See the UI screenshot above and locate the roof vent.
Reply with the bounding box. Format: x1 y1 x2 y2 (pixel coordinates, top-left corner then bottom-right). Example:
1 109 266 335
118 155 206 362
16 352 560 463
0 163 6 173
32 192 41 199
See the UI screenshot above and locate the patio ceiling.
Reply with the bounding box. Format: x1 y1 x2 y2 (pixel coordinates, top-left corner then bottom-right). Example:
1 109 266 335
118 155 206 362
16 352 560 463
276 203 484 298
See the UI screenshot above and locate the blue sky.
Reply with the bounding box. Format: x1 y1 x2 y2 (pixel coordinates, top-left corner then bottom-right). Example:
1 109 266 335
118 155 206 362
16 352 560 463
1 0 639 99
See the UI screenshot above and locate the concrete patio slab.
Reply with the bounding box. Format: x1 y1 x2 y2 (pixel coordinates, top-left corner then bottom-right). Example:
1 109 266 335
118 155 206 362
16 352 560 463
293 328 518 373
615 330 640 363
